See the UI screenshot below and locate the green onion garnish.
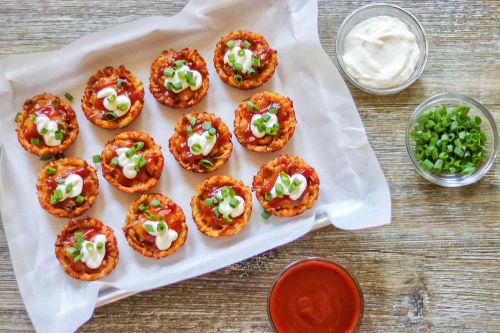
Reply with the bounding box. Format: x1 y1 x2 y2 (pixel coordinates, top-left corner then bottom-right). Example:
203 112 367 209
164 67 175 78
178 71 187 79
144 210 158 221
234 75 243 84
96 242 104 251
117 103 128 112
247 68 256 76
174 60 186 69
242 40 251 49
144 223 155 233
221 187 230 198
117 79 124 88
56 178 65 185
111 156 119 166
46 167 57 175
186 77 197 87
187 125 194 137
125 147 137 158
269 107 278 114
138 203 147 212
279 172 290 186
157 221 166 232
75 195 85 204
31 138 40 145
226 41 235 49
208 128 216 136
134 155 146 172
262 114 271 122
51 100 59 108
40 128 48 135
191 143 202 154
105 112 117 120
134 141 144 150
261 210 272 220
238 49 245 57
228 53 235 64
15 112 21 123
189 116 197 126
203 198 214 206
92 155 101 163
202 121 212 131
265 193 273 201
55 131 63 140
275 183 285 198
233 63 243 72
246 101 259 113
222 213 232 222
252 56 261 68
229 198 239 208
150 199 161 208
64 93 73 101
107 94 116 103
29 114 37 122
166 82 175 91
199 159 214 169
65 183 73 194
212 206 220 217
173 82 183 91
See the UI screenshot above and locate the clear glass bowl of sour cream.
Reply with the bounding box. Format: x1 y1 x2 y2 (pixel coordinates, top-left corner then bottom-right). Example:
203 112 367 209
336 3 428 95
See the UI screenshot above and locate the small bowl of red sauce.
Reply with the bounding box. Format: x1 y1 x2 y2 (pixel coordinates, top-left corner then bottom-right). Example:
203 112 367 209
268 258 364 333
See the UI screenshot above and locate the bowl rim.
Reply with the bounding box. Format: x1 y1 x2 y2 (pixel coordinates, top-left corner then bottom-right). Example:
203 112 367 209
266 257 364 332
335 3 428 95
406 93 499 187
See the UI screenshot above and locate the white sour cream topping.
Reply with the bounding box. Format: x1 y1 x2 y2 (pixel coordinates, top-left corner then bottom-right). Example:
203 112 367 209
270 173 307 200
35 115 61 146
55 174 84 201
143 220 179 251
116 147 139 179
342 16 420 89
250 113 278 138
164 65 202 93
187 131 217 156
81 234 106 269
96 87 131 117
215 190 245 218
223 46 253 74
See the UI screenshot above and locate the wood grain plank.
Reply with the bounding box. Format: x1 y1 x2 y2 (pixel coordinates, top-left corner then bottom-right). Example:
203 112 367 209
0 0 498 332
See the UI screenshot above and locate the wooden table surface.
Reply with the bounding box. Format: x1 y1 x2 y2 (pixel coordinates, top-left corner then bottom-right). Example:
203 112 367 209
1 0 499 332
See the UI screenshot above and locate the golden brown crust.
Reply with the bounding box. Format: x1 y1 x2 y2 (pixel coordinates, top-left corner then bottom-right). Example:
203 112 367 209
101 131 164 193
16 93 79 156
213 30 278 90
234 91 296 152
36 157 99 218
253 155 320 217
123 193 188 259
168 112 233 173
191 176 252 238
149 48 209 109
81 65 144 129
54 216 119 281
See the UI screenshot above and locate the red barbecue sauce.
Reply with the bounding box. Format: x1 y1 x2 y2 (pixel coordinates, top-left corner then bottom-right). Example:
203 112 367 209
269 259 363 333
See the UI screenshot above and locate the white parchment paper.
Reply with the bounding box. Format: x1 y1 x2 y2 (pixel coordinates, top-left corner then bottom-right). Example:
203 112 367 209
0 0 391 331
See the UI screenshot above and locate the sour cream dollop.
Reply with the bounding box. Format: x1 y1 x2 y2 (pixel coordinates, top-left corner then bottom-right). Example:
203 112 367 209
215 190 245 218
143 220 179 251
96 87 131 117
250 113 278 138
342 16 420 89
55 174 84 202
188 131 217 156
269 173 307 200
164 65 202 93
116 147 139 179
35 115 61 146
81 234 106 269
223 46 253 74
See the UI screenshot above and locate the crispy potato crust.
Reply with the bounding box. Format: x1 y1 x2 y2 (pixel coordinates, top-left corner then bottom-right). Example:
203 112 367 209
213 30 278 90
149 48 209 109
169 112 233 173
55 216 119 281
253 155 320 217
191 176 252 238
16 93 79 156
124 193 188 259
36 157 99 218
234 91 296 152
81 65 144 129
101 131 164 193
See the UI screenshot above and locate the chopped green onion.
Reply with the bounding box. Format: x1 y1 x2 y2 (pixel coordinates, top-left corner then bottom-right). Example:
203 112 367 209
164 67 175 77
92 155 101 163
65 183 73 194
55 131 63 140
173 82 183 91
40 128 48 135
202 121 212 131
166 82 175 91
189 117 197 126
212 206 220 217
51 100 59 108
226 41 235 49
174 60 186 69
134 155 146 171
187 125 193 137
105 112 117 120
265 192 273 201
138 203 147 212
246 101 259 113
31 137 40 145
242 40 251 49
46 167 57 175
144 223 155 233
178 71 187 79
261 210 272 220
185 71 193 79
15 112 21 123
203 198 214 206
107 94 116 103
157 221 166 232
150 199 161 208
208 128 216 136
262 114 271 122
117 79 124 88
238 49 245 57
29 114 37 122
191 143 202 154
117 103 128 112
96 242 104 251
111 156 119 166
228 53 235 64
56 179 65 185
66 247 78 257
64 93 73 101
221 187 230 198
279 172 290 186
186 76 197 87
252 56 261 68
229 198 239 208
233 63 243 72
247 68 256 76
75 195 85 204
144 210 158 221
275 183 285 198
199 159 214 169
134 141 144 150
222 214 232 222
234 75 243 84
125 147 137 158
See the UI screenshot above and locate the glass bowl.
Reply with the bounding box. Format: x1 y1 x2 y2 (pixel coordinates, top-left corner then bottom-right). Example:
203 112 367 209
267 257 364 332
406 93 498 187
335 3 428 95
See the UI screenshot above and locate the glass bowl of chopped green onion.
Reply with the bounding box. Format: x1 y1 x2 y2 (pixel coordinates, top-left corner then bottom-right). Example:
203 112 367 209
406 93 498 187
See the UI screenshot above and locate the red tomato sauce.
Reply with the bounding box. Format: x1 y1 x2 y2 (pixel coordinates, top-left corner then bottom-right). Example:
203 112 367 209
269 259 363 333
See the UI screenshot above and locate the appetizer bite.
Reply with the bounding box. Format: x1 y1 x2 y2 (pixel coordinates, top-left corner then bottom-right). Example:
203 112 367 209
81 65 144 129
37 157 99 218
149 48 209 109
123 193 188 259
100 131 164 193
253 155 320 217
55 216 119 281
213 30 278 89
169 112 233 173
191 176 252 237
16 93 79 157
234 91 296 152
